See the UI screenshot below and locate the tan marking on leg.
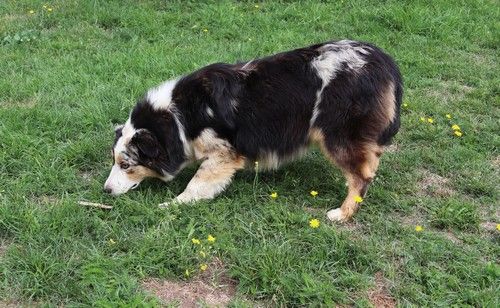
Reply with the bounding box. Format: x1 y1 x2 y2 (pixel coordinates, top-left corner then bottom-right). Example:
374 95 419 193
170 128 246 204
317 141 382 222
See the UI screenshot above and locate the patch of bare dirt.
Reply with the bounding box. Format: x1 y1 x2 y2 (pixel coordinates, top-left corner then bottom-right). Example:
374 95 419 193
384 143 399 154
480 222 498 232
425 80 474 103
0 301 19 308
492 155 500 171
0 240 9 257
368 272 396 308
79 170 94 183
33 195 59 206
142 258 238 307
0 98 38 109
441 231 463 245
417 169 455 197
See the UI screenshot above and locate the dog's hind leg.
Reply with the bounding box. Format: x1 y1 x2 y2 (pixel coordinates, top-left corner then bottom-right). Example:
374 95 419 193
326 144 381 222
310 128 382 222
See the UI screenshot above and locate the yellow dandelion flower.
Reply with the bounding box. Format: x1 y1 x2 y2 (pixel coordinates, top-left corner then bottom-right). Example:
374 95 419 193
254 5 259 8
309 219 320 228
203 29 208 32
354 195 363 203
420 117 425 122
109 238 116 245
207 234 216 243
415 225 423 232
496 224 500 231
310 190 318 197
47 7 53 12
191 238 201 245
446 114 452 119
451 124 461 131
403 103 408 108
270 192 278 199
200 250 206 258
29 10 35 14
200 264 208 271
427 118 434 124
454 131 463 137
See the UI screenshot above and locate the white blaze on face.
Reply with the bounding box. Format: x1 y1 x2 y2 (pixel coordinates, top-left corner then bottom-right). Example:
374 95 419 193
104 164 140 196
104 120 141 196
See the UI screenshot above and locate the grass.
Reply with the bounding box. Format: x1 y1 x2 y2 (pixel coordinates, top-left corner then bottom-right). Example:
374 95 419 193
0 0 499 306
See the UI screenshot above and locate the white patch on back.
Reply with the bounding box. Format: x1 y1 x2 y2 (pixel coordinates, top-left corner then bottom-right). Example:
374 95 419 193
310 41 370 126
146 79 178 110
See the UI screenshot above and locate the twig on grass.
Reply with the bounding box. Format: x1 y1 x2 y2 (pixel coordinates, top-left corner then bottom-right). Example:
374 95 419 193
78 201 113 210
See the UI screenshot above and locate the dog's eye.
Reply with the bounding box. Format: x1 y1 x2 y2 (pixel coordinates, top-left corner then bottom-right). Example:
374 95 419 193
120 162 130 170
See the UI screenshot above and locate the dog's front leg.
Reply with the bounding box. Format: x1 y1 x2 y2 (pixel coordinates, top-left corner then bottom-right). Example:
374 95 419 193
160 152 245 207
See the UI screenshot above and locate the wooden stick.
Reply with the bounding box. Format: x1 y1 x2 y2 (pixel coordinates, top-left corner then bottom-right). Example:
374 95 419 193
78 201 113 210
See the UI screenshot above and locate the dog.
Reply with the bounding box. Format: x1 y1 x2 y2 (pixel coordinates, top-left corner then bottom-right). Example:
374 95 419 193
104 40 402 221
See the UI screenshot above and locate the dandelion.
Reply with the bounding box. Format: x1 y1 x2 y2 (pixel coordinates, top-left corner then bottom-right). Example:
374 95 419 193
203 29 208 32
310 190 318 197
415 225 424 232
207 234 216 243
254 4 259 8
47 7 53 12
427 118 434 124
270 192 278 199
446 114 452 119
191 238 201 245
420 117 425 122
354 195 363 203
451 124 461 131
454 131 463 137
29 10 35 14
109 238 116 245
200 264 208 271
496 224 500 231
403 103 408 108
309 219 320 228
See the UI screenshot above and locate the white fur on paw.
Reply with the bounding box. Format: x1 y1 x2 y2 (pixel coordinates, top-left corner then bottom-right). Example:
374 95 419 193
174 192 193 204
327 208 346 222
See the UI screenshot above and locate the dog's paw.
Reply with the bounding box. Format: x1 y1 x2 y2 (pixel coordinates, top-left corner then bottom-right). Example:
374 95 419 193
174 192 194 204
327 208 347 222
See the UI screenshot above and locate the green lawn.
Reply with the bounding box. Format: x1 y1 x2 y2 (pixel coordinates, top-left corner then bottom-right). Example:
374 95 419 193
1 0 499 306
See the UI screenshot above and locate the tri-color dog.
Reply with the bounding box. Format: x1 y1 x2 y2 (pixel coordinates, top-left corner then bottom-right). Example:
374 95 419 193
104 40 402 221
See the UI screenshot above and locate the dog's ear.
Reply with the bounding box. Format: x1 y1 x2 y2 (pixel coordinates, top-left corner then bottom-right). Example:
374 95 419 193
206 68 241 129
131 128 160 158
114 124 124 138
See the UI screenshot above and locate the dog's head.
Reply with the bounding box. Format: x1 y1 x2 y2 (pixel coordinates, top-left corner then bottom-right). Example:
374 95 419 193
104 97 188 196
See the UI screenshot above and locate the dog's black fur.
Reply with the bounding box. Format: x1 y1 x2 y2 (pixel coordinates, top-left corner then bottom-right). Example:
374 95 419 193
106 39 402 221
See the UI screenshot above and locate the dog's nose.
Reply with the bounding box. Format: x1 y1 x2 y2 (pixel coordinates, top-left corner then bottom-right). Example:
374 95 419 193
103 187 112 194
